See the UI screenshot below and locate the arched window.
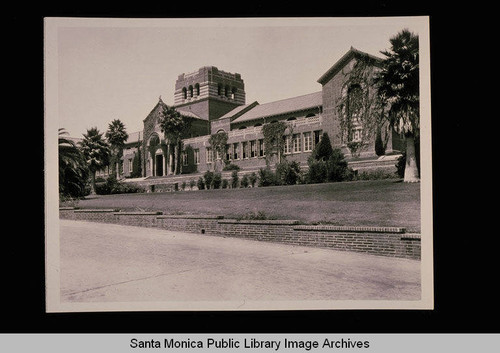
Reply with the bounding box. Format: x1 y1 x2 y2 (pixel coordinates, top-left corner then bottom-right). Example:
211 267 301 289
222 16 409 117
305 113 316 118
239 126 247 130
188 85 193 98
286 117 296 121
231 87 237 99
216 129 225 133
254 123 263 127
195 83 200 96
218 83 223 96
182 87 187 100
225 85 230 97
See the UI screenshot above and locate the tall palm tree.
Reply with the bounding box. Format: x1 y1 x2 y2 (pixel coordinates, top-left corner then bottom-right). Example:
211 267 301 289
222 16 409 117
79 127 111 194
105 119 129 179
377 29 420 182
59 128 89 197
158 105 190 175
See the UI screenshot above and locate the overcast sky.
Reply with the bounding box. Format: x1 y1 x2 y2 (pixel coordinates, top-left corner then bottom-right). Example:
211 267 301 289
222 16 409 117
50 17 428 138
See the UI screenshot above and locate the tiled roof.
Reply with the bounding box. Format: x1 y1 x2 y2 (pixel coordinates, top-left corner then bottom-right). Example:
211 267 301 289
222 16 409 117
177 109 206 121
218 103 257 120
231 91 322 124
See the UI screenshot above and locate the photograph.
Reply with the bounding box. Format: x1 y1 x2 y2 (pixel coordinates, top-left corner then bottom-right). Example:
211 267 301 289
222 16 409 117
44 16 433 312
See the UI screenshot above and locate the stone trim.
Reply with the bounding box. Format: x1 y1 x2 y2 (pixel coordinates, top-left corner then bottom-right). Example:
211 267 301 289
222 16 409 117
219 219 300 225
293 225 406 234
113 211 163 216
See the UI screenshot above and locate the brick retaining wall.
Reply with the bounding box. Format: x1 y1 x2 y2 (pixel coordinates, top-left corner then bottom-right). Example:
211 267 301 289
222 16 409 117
59 208 420 260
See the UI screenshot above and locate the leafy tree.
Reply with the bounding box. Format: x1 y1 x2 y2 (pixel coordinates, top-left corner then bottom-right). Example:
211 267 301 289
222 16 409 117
58 128 89 198
276 160 301 185
158 105 192 175
79 127 111 194
203 171 215 189
105 119 129 178
377 29 420 182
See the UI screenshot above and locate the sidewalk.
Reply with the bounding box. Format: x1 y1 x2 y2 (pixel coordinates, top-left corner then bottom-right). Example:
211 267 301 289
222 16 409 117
57 219 421 309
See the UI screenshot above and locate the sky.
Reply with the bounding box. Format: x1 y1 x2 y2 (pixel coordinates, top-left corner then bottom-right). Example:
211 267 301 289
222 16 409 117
51 17 428 138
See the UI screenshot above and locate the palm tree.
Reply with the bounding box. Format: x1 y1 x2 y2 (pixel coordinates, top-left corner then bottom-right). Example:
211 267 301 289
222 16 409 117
158 105 191 175
377 29 420 182
79 127 111 194
58 128 89 197
105 119 129 179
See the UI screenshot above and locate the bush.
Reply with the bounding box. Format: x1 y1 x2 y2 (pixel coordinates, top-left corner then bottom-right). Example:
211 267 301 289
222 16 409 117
231 170 239 188
222 179 229 189
306 159 327 184
223 163 241 171
236 210 277 221
275 160 301 185
241 174 249 188
197 177 205 190
95 175 145 195
249 172 257 187
189 179 196 190
203 171 215 189
258 167 278 187
181 181 187 191
213 172 222 189
356 169 397 180
326 148 350 182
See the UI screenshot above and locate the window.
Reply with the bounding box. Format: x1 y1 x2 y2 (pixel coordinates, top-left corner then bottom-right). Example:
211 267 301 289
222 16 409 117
352 128 363 142
250 140 257 158
128 158 133 173
194 149 200 165
226 144 231 161
195 83 200 96
242 142 248 159
233 143 239 160
314 130 322 147
258 139 265 157
182 152 188 166
206 147 213 163
293 134 301 153
182 87 187 99
216 149 221 160
189 85 193 98
231 87 237 99
284 135 291 154
303 132 312 152
218 83 223 96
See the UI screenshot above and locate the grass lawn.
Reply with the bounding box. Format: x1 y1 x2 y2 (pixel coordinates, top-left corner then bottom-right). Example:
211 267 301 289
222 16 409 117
63 179 421 232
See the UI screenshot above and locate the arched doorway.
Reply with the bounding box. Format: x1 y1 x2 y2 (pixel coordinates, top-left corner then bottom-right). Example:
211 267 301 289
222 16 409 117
155 148 164 176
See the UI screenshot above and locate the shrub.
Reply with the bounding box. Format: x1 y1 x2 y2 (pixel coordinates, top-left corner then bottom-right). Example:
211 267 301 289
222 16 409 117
95 175 145 194
249 172 257 187
306 159 327 184
275 160 301 185
223 163 241 171
357 169 397 180
203 171 214 189
231 170 239 188
197 177 205 190
326 148 350 182
311 132 334 161
213 172 222 189
258 167 277 187
222 179 229 189
237 211 277 221
241 174 249 188
181 181 187 191
189 179 196 190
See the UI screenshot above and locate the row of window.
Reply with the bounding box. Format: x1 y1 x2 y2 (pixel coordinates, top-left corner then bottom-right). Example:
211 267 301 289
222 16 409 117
184 130 322 165
181 83 238 100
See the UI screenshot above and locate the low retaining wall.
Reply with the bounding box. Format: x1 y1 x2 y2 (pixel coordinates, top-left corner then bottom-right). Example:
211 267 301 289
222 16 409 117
59 208 420 260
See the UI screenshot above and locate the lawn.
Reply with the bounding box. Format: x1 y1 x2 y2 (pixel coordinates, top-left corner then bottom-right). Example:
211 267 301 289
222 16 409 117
63 179 421 232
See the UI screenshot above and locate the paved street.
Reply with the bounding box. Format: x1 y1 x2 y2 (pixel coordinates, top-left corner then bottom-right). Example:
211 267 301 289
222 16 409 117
59 220 421 308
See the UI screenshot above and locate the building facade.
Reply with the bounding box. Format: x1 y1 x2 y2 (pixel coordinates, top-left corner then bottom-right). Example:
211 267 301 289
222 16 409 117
116 47 403 180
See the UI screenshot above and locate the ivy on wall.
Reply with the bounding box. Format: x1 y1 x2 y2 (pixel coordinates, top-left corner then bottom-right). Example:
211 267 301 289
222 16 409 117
261 120 292 164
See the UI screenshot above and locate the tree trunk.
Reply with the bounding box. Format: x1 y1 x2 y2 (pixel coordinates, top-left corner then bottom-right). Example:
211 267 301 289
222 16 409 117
168 145 174 175
174 144 179 175
404 133 420 183
90 171 96 195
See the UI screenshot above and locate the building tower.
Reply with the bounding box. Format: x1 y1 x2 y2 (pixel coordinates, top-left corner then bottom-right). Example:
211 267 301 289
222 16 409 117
173 66 245 121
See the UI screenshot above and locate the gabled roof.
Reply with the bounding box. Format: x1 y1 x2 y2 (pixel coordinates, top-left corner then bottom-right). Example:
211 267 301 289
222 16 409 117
317 47 383 85
230 91 322 124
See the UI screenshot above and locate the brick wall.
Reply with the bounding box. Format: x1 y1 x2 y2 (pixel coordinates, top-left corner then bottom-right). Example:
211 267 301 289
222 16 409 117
60 209 420 260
